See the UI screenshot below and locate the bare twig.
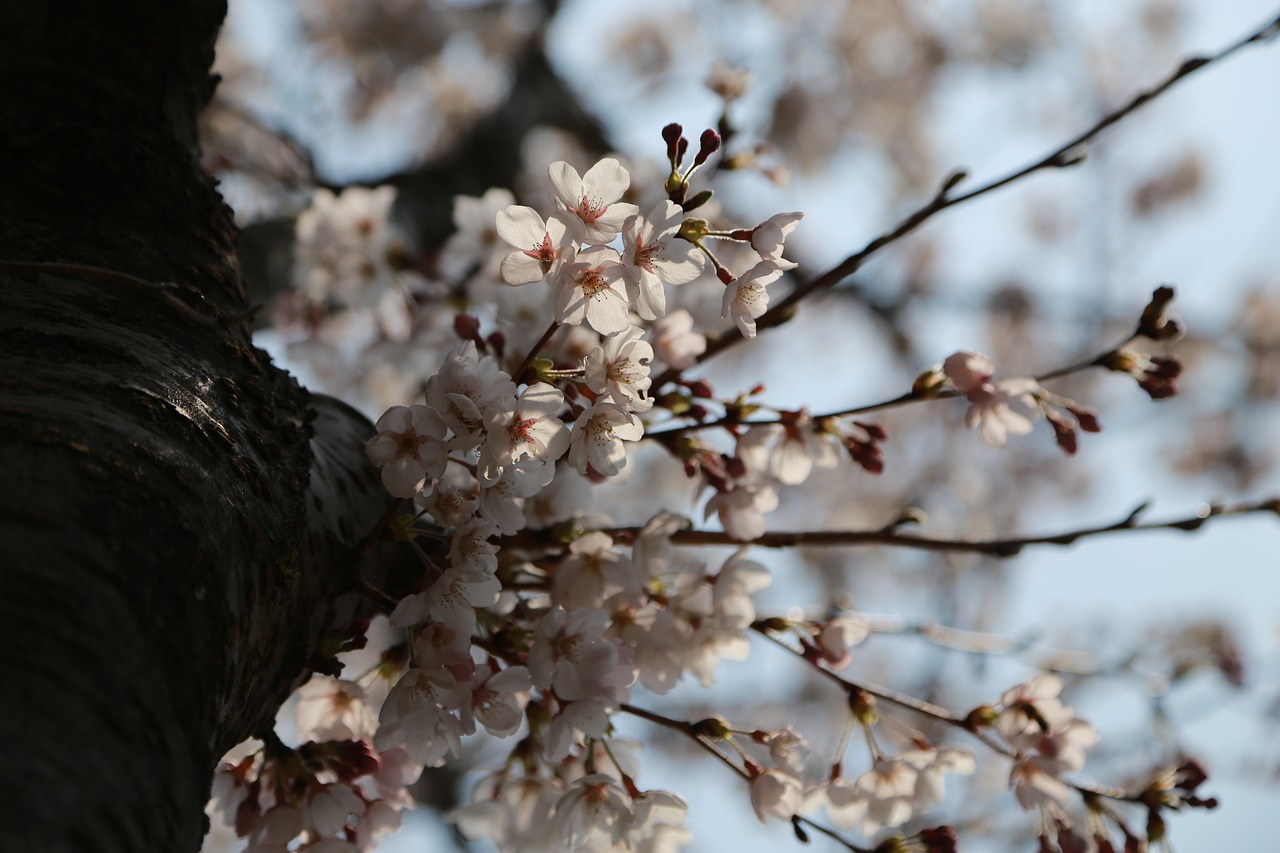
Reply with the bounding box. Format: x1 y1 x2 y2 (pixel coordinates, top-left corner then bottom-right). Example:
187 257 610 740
501 497 1278 558
652 12 1280 389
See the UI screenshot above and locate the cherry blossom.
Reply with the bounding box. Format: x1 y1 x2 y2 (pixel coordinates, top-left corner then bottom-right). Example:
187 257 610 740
649 308 706 370
553 245 633 336
374 667 467 766
294 186 399 309
305 782 365 838
568 402 645 477
749 768 805 823
747 211 803 260
964 377 1042 447
620 200 707 320
296 676 378 742
464 664 532 737
495 205 574 285
424 341 516 449
738 411 841 486
721 258 795 338
554 773 635 849
365 404 449 497
549 158 640 243
584 325 655 413
529 605 635 702
440 187 516 281
480 382 571 485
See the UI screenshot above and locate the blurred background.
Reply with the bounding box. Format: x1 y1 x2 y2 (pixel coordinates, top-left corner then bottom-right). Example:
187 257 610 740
200 0 1280 849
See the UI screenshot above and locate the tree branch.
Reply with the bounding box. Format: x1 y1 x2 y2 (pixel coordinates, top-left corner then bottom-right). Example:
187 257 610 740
653 11 1280 388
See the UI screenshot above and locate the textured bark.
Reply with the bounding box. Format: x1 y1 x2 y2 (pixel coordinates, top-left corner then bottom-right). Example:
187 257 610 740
0 3 394 850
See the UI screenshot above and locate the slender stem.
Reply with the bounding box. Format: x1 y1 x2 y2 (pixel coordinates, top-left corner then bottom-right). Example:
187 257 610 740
646 332 1134 440
513 321 561 383
502 497 1278 558
652 13 1280 389
620 703 871 852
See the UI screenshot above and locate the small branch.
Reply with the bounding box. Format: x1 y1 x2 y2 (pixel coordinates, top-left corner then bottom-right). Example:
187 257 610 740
653 12 1280 388
501 497 1278 558
620 703 871 852
512 321 561 384
752 626 1143 803
647 331 1135 440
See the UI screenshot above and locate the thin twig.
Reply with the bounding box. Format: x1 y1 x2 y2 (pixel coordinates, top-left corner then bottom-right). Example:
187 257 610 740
501 497 1278 558
512 321 561 383
646 331 1136 440
652 12 1280 389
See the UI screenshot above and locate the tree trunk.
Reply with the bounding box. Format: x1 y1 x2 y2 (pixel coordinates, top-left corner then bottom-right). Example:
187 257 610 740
0 3 394 850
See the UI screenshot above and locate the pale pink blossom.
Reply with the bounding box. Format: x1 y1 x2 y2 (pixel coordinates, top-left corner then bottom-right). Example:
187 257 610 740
942 350 995 393
543 699 613 763
553 245 632 336
295 676 378 742
567 402 645 477
738 411 841 486
495 205 574 285
375 667 467 766
554 773 634 849
351 799 402 852
480 383 571 484
650 308 706 370
440 187 516 281
814 616 870 669
965 377 1041 447
620 200 706 320
552 531 634 610
529 606 634 702
365 405 449 498
305 782 365 838
749 768 805 823
749 211 803 260
388 565 501 633
465 664 532 737
721 258 795 339
766 726 810 774
549 158 639 243
424 341 516 448
584 325 655 413
294 186 399 308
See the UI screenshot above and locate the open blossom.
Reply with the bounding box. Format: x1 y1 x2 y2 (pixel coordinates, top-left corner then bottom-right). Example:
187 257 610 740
305 783 365 838
375 667 467 767
620 200 707 320
465 664 532 737
549 158 639 243
424 341 516 448
738 411 841 486
495 205 574 285
365 405 449 498
942 350 995 393
650 308 705 370
749 768 804 823
748 211 803 260
568 402 645 477
529 606 634 702
480 383 571 484
296 676 378 742
554 245 632 336
721 258 795 338
294 185 399 308
965 377 1042 447
440 187 516 281
555 773 635 850
584 325 654 412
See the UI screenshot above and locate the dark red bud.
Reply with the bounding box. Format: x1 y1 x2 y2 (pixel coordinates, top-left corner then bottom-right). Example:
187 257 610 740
694 129 722 166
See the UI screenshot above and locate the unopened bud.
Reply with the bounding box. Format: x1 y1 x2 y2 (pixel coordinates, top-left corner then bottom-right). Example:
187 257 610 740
694 129 722 166
913 367 948 398
1137 285 1181 340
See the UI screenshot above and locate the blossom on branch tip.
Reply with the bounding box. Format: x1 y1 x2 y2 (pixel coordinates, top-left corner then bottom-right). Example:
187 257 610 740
650 309 706 370
748 211 803 261
749 768 805 823
721 258 794 339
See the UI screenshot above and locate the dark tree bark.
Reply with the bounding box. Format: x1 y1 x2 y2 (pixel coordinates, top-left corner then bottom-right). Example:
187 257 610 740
0 3 395 850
